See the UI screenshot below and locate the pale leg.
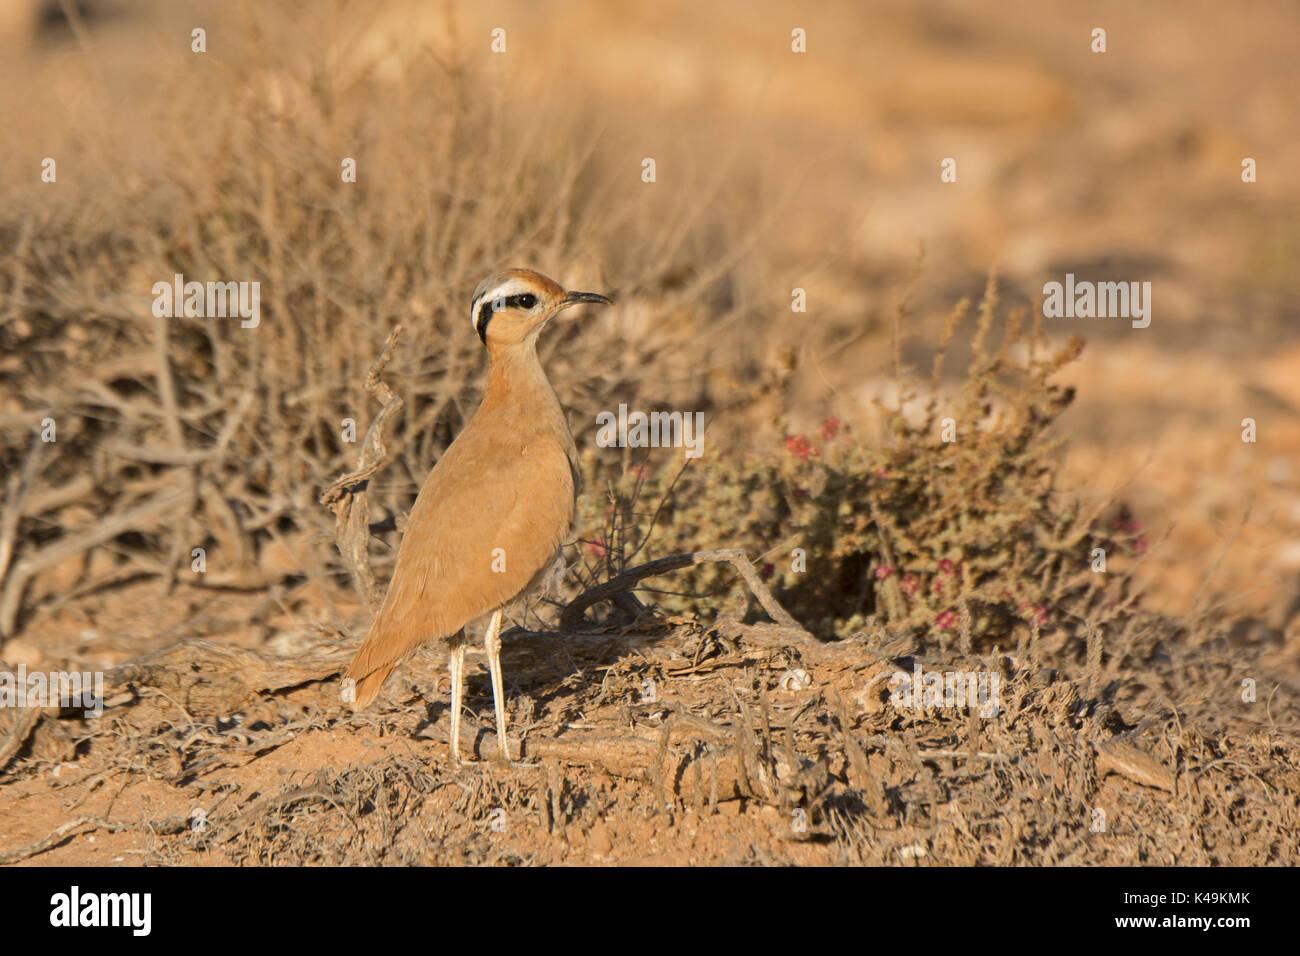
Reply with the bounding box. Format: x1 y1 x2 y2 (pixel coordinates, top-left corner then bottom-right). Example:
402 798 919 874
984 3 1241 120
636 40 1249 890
483 607 512 762
448 640 465 765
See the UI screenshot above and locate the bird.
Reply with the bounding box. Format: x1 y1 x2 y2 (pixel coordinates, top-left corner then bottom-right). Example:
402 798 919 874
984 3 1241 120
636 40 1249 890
342 268 612 765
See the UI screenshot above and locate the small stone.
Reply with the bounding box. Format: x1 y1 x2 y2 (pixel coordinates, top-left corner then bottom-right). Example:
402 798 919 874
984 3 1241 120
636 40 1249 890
588 822 613 857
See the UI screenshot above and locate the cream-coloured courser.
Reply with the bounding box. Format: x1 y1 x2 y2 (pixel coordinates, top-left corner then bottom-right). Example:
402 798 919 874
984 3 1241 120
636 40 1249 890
343 268 611 763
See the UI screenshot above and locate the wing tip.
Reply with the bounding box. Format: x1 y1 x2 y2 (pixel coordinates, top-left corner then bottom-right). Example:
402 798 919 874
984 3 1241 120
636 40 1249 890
342 659 396 710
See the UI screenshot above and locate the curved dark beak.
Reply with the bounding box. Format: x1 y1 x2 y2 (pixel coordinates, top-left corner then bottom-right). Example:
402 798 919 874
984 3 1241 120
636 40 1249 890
560 291 613 308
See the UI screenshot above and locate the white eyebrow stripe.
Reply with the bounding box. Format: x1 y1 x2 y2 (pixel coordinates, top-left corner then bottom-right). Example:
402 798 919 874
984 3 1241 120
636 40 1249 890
469 279 535 330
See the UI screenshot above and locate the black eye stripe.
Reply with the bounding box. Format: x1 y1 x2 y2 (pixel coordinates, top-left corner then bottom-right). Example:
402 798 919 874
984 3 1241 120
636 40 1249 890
475 292 541 342
476 299 496 342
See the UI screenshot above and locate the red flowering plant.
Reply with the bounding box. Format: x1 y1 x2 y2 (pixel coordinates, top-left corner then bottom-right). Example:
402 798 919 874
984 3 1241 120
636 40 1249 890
574 279 1141 658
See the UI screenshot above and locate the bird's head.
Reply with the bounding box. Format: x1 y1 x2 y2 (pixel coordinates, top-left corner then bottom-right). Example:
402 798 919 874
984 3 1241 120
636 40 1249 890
469 268 612 349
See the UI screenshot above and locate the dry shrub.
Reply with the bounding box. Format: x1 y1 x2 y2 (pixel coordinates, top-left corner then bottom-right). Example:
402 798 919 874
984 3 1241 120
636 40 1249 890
0 5 765 635
579 276 1146 654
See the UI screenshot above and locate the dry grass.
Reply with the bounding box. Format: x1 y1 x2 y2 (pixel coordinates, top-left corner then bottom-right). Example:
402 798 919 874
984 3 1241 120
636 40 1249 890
0 5 768 640
3 612 1298 865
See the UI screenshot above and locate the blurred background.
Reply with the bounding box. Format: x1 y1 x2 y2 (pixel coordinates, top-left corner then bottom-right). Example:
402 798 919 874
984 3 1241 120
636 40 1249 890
1 0 1297 661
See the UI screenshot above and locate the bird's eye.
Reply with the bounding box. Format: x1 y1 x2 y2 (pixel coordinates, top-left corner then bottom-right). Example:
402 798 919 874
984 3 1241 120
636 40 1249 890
518 294 537 309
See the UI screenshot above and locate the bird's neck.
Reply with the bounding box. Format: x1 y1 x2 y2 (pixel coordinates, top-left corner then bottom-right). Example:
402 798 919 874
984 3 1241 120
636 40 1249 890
481 342 565 429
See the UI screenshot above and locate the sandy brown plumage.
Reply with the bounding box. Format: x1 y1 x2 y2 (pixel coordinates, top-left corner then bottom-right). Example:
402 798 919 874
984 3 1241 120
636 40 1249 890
341 268 610 762
343 358 576 706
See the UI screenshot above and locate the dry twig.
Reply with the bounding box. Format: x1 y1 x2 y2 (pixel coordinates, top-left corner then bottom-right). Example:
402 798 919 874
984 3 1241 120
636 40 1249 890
319 325 406 615
561 547 814 641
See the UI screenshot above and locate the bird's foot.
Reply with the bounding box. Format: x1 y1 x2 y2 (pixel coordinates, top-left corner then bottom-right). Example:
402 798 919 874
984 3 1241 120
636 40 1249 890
496 737 537 769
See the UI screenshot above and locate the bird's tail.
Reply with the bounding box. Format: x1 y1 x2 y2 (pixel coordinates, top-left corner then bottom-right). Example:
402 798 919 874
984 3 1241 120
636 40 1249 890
342 657 397 710
342 615 400 709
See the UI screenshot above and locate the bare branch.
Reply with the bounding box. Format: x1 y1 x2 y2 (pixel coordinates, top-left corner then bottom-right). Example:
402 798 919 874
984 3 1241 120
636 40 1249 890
319 325 406 615
561 547 814 642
